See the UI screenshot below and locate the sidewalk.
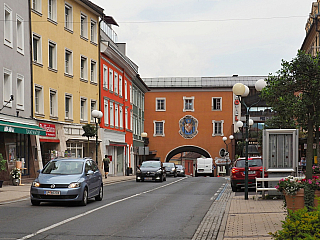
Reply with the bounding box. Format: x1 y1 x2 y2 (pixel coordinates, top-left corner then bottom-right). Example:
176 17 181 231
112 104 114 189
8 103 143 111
0 175 135 205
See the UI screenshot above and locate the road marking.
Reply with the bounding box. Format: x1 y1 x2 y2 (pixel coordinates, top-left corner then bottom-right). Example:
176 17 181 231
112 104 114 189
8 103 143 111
17 178 186 240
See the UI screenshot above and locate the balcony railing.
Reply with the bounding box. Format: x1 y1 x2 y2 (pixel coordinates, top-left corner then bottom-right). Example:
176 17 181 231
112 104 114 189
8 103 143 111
101 21 118 43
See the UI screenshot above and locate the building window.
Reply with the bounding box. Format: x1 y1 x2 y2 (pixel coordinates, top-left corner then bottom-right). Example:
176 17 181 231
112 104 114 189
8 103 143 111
110 102 114 127
48 40 57 70
50 89 57 117
32 0 42 13
90 19 97 43
124 80 127 100
66 142 83 158
65 49 73 75
130 110 133 131
90 100 97 122
115 104 119 127
3 68 12 108
4 4 12 48
119 75 123 96
48 0 57 22
212 97 222 110
103 65 108 89
183 96 194 111
65 3 72 31
156 98 166 111
153 121 165 136
80 13 87 39
65 94 72 119
125 108 128 129
212 120 224 136
80 56 87 80
34 85 43 114
130 86 132 103
90 60 96 83
109 69 113 91
104 99 109 125
16 15 24 54
80 97 87 121
16 74 24 110
114 72 118 94
119 106 123 128
32 33 42 64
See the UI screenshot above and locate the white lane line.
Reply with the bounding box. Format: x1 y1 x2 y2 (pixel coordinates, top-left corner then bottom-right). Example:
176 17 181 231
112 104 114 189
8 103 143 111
17 178 186 240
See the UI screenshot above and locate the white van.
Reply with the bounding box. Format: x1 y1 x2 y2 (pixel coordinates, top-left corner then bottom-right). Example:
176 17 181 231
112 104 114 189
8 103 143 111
195 158 214 177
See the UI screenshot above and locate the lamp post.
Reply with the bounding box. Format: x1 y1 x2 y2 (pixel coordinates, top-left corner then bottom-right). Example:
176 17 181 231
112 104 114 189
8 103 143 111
92 110 103 165
141 132 148 162
232 79 266 200
222 135 234 175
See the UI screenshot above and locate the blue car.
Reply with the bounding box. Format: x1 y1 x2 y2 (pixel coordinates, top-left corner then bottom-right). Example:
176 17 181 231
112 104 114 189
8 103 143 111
30 158 103 206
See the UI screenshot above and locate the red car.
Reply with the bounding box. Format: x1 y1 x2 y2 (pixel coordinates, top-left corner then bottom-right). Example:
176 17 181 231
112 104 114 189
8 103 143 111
231 157 267 192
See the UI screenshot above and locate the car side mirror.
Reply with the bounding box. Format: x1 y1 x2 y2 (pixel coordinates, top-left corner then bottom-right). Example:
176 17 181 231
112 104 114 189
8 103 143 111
87 170 94 175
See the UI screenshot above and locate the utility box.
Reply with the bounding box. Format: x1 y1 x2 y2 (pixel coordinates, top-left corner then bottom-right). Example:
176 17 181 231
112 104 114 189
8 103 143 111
262 129 299 194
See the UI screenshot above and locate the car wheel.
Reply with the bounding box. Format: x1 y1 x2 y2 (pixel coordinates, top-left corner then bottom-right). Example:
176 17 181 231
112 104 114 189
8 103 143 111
95 185 103 201
136 178 140 182
80 188 88 206
231 183 237 192
31 200 41 206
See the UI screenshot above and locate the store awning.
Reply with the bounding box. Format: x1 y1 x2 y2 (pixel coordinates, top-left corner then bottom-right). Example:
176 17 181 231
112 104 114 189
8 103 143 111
0 120 46 136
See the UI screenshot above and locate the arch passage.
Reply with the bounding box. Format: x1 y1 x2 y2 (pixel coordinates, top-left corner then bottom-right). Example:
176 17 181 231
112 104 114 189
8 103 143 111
165 146 211 162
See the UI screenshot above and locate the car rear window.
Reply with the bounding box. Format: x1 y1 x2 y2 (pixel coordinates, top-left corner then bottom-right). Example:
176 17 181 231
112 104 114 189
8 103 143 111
235 159 262 168
141 161 161 168
163 163 174 167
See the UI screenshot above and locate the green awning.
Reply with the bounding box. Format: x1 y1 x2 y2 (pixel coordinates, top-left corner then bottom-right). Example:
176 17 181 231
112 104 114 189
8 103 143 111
0 120 46 136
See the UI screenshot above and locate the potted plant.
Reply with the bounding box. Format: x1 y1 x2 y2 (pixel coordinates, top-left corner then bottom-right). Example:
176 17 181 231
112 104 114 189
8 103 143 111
10 167 20 186
313 165 320 176
0 153 7 188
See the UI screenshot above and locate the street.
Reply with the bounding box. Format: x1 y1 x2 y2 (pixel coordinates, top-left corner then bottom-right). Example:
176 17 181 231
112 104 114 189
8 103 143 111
0 176 228 240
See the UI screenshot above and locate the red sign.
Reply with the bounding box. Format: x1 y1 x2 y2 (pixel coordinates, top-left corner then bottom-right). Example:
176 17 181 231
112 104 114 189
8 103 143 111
39 123 56 137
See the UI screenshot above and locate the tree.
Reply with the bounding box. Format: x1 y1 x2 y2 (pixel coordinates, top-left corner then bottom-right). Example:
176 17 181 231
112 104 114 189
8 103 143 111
261 50 320 179
82 124 96 157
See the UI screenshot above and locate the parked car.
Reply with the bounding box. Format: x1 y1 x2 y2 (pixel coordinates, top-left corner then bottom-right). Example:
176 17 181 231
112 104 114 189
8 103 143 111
136 160 166 182
163 162 177 177
30 158 103 206
176 165 186 177
230 157 267 192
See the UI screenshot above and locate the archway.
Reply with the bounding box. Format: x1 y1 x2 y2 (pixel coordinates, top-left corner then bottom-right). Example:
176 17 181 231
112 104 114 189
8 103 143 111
165 145 211 162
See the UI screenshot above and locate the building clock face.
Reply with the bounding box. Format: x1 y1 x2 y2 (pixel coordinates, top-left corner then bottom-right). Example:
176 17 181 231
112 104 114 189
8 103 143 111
179 115 198 139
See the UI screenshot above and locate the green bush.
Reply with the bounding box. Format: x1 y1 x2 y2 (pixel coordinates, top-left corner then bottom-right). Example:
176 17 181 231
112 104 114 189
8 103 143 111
0 153 7 172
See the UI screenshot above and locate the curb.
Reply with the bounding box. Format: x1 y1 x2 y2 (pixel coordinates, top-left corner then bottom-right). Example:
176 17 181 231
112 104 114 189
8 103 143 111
217 191 234 240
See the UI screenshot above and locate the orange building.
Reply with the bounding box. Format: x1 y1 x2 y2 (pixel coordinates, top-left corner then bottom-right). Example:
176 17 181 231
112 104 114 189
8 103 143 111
143 76 265 175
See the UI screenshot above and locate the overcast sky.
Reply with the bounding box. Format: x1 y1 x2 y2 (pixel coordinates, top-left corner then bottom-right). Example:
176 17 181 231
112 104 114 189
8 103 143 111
94 0 315 78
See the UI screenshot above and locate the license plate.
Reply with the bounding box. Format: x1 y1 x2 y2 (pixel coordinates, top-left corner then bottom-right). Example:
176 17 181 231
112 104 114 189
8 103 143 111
248 171 256 174
44 190 61 195
144 177 152 180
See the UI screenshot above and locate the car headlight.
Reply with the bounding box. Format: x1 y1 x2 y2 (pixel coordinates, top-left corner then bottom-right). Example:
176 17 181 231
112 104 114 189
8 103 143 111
32 181 40 187
181 170 184 173
172 168 175 171
68 182 81 188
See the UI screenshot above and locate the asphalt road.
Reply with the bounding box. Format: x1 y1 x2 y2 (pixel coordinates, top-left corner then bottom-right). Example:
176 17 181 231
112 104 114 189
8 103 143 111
0 176 227 240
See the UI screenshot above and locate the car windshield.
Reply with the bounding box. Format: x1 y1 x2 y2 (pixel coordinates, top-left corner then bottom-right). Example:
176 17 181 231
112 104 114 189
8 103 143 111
141 161 161 168
163 163 174 167
235 159 262 168
42 161 84 175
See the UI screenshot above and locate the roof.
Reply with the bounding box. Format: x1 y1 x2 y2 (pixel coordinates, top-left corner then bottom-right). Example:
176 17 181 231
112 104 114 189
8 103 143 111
143 76 268 88
80 0 104 15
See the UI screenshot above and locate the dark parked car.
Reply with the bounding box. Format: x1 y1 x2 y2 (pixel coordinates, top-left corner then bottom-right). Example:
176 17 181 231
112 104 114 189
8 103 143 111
230 157 267 192
30 158 103 206
176 165 186 177
163 162 177 177
136 160 166 182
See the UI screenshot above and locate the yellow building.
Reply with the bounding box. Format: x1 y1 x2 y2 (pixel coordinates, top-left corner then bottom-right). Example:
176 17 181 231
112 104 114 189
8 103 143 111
31 0 103 167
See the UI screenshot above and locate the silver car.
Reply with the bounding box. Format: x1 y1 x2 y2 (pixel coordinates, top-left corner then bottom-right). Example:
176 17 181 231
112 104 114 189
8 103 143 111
30 158 103 206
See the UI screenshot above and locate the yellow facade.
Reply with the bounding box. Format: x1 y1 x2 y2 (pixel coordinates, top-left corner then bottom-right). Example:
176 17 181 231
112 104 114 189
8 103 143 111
31 0 101 123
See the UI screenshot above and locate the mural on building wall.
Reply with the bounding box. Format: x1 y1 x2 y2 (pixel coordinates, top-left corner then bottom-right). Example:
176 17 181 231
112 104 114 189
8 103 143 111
179 115 198 139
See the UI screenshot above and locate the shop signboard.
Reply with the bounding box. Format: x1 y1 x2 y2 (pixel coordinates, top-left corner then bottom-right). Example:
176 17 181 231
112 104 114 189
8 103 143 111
39 123 56 137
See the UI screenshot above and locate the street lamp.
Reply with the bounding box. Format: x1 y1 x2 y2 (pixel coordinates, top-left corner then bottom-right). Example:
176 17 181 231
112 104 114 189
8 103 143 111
222 135 234 175
92 110 103 165
232 79 266 200
141 132 148 162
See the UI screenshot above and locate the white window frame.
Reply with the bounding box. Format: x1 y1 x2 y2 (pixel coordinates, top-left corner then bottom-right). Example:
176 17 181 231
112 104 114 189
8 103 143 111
32 33 42 64
124 80 127 100
109 69 113 91
103 65 108 89
4 4 13 48
80 55 87 80
212 120 224 136
80 97 87 121
80 13 87 39
16 14 24 54
104 99 109 125
64 2 73 31
90 60 97 83
114 72 118 94
115 104 119 127
110 102 114 127
183 96 195 112
90 19 97 43
130 85 132 103
3 68 12 108
130 110 133 130
120 106 123 129
65 93 73 120
48 40 57 70
125 108 128 129
65 48 73 75
49 88 57 117
156 98 166 111
34 84 44 114
32 0 42 13
90 100 97 123
16 74 24 110
153 120 165 137
119 75 123 97
48 0 57 22
212 97 222 111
